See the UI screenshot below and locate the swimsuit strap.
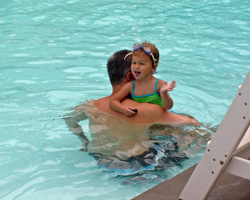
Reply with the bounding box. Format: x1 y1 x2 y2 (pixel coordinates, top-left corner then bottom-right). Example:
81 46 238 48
132 79 160 97
155 79 159 93
155 79 161 97
132 81 136 97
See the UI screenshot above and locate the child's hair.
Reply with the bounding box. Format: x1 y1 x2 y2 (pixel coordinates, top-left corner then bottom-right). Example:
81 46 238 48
132 42 159 71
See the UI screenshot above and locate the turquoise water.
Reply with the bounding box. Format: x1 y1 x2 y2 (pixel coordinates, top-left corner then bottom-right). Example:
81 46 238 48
1 0 250 199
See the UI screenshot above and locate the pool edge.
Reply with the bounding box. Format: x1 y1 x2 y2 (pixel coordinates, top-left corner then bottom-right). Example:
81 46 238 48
132 164 250 200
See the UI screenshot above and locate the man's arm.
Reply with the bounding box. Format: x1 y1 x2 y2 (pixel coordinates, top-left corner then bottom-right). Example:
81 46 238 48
63 105 89 151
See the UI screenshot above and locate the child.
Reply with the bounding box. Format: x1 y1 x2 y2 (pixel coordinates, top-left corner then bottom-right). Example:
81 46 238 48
109 42 176 117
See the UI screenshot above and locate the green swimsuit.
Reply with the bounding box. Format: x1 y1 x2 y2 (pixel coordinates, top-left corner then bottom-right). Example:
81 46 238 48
131 79 164 107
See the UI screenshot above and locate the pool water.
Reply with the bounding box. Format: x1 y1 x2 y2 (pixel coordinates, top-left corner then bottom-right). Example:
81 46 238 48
1 0 249 199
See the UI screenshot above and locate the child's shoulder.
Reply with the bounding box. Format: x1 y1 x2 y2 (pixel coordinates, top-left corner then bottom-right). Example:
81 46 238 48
125 81 134 86
155 78 165 91
156 78 165 85
122 81 134 90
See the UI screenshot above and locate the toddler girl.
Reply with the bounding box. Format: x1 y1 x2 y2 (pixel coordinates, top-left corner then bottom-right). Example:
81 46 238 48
109 42 176 117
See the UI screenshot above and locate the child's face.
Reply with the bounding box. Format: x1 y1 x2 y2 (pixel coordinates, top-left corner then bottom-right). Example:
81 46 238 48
131 54 155 80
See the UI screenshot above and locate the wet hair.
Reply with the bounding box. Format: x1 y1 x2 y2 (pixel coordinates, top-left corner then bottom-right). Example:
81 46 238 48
107 50 132 86
133 42 159 72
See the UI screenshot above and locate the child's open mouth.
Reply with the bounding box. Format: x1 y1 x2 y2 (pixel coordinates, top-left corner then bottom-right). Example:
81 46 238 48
134 71 141 77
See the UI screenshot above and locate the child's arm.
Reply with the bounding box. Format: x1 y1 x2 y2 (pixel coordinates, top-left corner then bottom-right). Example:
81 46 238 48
159 80 176 109
109 82 137 117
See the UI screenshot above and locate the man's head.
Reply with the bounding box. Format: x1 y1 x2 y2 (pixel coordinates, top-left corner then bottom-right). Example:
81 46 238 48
107 50 132 86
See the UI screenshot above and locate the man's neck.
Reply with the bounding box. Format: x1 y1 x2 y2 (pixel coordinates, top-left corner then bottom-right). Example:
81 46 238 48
111 84 124 96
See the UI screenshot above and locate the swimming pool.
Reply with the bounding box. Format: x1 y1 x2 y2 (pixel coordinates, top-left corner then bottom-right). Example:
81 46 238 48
1 0 249 199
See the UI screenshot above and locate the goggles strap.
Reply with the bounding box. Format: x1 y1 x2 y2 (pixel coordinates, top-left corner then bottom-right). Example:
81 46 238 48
124 52 132 60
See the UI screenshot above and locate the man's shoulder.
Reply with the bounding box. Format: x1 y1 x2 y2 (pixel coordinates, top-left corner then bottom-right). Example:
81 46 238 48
93 97 111 113
73 100 94 114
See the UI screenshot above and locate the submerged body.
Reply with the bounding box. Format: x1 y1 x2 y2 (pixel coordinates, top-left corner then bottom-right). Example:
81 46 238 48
84 101 152 159
65 100 211 166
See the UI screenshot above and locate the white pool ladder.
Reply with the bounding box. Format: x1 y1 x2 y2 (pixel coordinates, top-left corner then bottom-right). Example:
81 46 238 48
180 70 250 200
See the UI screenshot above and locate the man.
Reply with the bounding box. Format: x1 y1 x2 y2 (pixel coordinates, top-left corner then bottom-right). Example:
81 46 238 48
64 50 199 165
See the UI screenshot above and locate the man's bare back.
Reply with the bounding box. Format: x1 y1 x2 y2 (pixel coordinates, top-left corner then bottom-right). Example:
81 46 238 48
94 96 199 125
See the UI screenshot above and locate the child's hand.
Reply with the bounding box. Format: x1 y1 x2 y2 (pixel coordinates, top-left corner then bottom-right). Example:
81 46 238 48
160 80 176 93
124 107 138 117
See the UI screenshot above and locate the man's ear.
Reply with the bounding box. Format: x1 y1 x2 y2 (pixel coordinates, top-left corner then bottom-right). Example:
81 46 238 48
126 72 135 82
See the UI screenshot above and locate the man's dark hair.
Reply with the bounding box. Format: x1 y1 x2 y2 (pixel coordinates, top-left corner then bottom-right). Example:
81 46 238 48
107 50 132 86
